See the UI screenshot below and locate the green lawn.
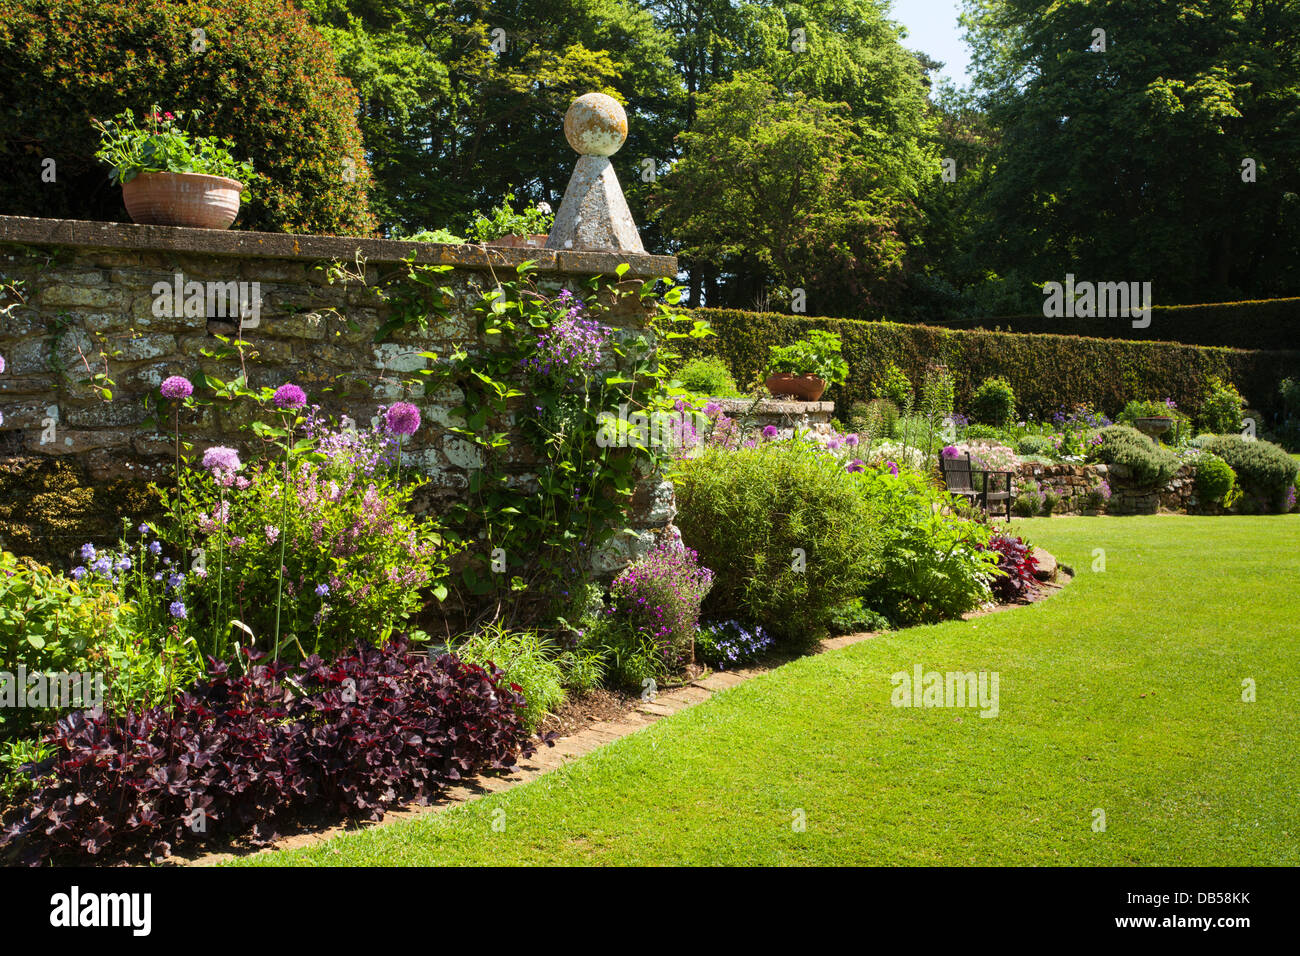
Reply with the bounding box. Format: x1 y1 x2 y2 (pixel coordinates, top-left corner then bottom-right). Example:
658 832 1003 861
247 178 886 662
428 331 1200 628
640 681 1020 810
239 515 1300 866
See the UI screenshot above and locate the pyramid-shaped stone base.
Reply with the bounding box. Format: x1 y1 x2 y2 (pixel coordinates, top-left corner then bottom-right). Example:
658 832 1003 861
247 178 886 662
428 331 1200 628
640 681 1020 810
545 155 645 254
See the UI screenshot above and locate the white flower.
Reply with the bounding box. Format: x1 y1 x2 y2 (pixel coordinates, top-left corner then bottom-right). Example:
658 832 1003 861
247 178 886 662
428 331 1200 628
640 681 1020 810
537 201 553 215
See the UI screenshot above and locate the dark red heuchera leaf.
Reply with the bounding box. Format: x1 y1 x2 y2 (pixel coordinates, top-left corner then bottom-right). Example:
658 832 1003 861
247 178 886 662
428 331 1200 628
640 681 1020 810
0 639 535 866
982 533 1041 603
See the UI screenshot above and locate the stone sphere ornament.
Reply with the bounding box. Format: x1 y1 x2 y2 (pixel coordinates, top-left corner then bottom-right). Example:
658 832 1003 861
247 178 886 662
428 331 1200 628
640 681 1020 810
563 93 627 156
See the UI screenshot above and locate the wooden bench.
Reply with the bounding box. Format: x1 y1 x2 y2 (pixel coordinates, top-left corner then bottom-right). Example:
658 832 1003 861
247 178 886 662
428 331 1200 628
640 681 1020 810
939 452 1015 519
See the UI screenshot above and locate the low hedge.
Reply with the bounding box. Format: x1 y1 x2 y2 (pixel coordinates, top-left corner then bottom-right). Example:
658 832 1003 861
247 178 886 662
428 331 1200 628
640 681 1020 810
683 309 1300 419
1086 425 1181 486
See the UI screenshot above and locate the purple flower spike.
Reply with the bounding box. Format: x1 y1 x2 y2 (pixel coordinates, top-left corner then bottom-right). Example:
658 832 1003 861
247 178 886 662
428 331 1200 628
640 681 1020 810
272 383 307 410
160 375 193 400
384 401 421 437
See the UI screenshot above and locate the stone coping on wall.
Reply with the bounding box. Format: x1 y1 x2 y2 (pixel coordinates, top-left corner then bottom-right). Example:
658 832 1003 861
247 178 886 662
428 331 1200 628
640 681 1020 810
0 215 677 279
712 397 835 417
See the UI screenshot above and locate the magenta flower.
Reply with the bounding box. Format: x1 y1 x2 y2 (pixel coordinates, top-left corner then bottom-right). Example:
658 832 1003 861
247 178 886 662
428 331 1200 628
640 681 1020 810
886 460 899 476
0 354 6 374
160 375 193 400
384 401 421 437
844 433 859 446
703 401 722 416
273 383 307 410
762 425 779 440
942 445 960 458
846 459 865 473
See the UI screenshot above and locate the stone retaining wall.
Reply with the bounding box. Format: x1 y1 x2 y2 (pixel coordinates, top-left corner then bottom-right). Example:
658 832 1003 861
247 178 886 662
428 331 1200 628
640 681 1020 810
1014 460 1198 515
0 215 677 567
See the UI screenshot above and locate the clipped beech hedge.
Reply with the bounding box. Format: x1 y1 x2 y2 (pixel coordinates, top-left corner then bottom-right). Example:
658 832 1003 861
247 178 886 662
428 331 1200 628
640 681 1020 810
682 308 1300 419
926 296 1300 350
0 0 375 235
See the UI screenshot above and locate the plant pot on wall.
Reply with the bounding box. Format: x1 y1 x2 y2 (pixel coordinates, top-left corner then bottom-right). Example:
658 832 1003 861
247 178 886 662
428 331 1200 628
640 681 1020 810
121 172 244 229
765 373 826 401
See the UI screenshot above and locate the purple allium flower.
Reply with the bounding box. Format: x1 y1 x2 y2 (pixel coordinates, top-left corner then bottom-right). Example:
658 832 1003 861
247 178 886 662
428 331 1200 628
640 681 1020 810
202 445 242 476
762 425 779 439
886 460 899 476
272 383 307 410
315 583 330 597
942 445 960 459
160 375 193 400
384 401 421 437
844 433 860 447
168 601 187 619
846 459 865 473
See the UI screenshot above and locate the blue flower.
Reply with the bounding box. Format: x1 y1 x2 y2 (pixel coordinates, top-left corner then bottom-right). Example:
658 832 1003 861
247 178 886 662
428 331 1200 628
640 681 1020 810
168 601 187 619
148 540 162 555
71 566 86 581
80 543 97 562
315 583 330 597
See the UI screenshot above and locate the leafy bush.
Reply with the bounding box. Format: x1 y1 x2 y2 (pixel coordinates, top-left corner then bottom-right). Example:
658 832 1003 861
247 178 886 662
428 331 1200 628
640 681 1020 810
694 620 775 670
827 596 893 635
674 440 879 645
169 413 456 663
466 192 554 241
866 507 996 625
1087 425 1181 486
1193 453 1240 508
849 398 900 441
1 640 536 865
871 362 912 406
451 623 566 731
1013 479 1043 517
609 541 713 670
1201 435 1298 511
1081 478 1111 512
766 330 849 383
1016 435 1056 457
675 356 742 397
1117 398 1184 429
981 534 1040 602
0 0 375 234
962 423 1009 442
1198 377 1245 434
1041 490 1061 514
970 376 1017 427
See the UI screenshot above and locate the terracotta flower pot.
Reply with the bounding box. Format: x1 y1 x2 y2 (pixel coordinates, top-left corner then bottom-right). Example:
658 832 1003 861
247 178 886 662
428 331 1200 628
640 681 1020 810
485 234 550 248
765 373 826 401
121 171 244 229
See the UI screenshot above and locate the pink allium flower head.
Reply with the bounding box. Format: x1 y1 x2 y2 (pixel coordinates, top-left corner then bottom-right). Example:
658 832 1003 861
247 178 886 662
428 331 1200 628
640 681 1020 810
202 445 241 476
762 425 779 440
160 375 193 400
384 401 421 437
272 383 307 410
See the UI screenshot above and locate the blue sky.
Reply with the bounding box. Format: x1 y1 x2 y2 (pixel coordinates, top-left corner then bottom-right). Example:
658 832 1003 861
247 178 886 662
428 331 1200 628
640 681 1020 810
888 0 973 86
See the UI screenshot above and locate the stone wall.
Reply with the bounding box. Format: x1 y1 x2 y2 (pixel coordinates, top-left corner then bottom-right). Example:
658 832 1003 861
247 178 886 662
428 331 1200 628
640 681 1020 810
0 215 677 567
1014 460 1198 515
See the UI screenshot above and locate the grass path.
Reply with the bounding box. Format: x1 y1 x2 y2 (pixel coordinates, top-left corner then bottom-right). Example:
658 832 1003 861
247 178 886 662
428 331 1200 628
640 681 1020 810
239 515 1300 866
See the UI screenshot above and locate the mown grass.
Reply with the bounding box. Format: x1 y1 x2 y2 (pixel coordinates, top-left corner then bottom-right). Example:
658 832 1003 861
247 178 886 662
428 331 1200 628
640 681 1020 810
238 515 1300 866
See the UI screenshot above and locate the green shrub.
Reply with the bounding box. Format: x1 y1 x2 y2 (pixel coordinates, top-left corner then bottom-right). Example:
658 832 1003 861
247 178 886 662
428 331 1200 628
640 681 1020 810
1201 435 1298 510
1193 453 1240 508
1087 425 1181 486
466 192 554 242
1041 489 1061 514
962 423 1010 443
0 0 375 234
1016 435 1056 457
1198 377 1245 434
675 356 742 397
674 441 880 645
871 362 912 406
451 623 565 731
849 398 900 441
970 376 1017 427
1013 479 1043 516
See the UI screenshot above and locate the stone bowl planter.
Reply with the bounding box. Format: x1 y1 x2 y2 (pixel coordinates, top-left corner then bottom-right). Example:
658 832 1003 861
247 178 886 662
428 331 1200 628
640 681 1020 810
486 234 550 248
1133 415 1174 439
122 172 244 229
764 373 826 401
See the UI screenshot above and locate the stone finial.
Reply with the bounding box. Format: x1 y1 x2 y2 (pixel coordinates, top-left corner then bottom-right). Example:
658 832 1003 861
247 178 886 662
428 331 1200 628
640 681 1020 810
545 93 646 254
